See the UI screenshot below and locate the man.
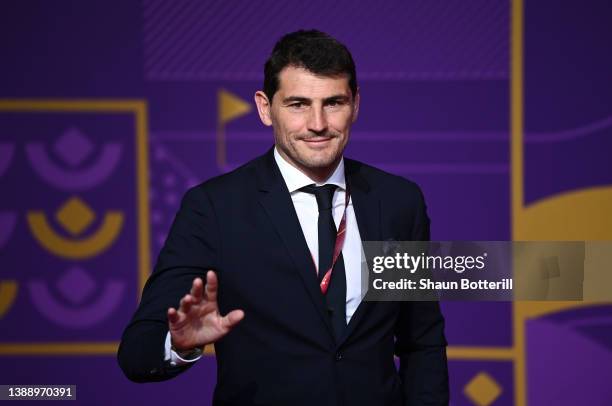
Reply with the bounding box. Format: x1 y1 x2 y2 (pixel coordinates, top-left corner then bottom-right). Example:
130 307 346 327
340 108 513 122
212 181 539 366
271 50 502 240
118 30 448 406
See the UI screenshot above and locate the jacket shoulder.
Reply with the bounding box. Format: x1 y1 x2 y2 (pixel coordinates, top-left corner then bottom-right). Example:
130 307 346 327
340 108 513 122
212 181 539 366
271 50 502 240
180 153 263 201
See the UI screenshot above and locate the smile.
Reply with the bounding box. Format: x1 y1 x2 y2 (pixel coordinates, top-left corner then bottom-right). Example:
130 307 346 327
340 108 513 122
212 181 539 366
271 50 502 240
302 137 333 144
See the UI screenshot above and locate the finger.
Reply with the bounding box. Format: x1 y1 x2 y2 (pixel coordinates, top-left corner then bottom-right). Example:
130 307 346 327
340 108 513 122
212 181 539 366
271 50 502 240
220 309 244 330
190 277 204 303
167 307 179 324
168 311 187 330
179 294 194 313
205 270 218 303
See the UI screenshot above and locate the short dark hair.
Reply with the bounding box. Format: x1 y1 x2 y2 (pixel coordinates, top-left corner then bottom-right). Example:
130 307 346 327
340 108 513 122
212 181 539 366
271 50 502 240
263 30 357 103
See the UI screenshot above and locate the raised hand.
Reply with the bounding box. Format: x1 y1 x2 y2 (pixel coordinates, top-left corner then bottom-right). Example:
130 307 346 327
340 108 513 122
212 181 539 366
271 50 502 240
167 270 244 351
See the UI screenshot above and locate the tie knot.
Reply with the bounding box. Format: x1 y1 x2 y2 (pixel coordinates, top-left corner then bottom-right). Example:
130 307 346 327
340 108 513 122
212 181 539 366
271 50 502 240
301 184 338 211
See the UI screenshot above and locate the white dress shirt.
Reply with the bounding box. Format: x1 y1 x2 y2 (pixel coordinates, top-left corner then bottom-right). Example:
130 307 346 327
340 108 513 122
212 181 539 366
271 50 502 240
164 146 364 365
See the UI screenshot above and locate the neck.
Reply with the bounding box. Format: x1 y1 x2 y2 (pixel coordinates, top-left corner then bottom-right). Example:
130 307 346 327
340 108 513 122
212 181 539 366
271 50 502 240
302 163 339 184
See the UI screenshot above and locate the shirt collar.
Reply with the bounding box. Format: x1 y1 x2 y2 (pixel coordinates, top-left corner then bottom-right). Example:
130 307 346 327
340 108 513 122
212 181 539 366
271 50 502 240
274 146 346 193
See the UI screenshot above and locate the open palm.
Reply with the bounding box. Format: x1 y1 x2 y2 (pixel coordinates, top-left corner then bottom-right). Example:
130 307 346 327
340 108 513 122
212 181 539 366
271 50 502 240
167 270 244 351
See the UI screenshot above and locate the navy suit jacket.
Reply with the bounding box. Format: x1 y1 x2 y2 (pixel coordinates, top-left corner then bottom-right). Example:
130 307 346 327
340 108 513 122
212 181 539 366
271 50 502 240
118 147 449 406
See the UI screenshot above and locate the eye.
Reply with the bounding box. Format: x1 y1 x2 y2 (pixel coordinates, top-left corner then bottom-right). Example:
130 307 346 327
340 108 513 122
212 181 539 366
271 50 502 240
325 100 345 108
288 102 305 109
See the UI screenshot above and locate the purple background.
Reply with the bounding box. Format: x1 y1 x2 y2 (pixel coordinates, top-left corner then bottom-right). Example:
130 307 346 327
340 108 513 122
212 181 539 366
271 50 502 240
1 1 611 405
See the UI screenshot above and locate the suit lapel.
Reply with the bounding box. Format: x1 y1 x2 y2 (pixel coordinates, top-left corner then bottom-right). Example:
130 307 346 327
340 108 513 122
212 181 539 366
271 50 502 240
255 148 335 340
338 159 381 346
254 150 382 346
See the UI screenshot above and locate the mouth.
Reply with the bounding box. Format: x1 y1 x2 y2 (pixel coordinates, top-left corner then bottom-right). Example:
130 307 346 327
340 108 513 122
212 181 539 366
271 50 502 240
301 136 334 144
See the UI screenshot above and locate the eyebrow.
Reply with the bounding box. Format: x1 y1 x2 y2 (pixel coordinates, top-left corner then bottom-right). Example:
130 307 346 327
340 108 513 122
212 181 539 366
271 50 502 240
282 94 351 104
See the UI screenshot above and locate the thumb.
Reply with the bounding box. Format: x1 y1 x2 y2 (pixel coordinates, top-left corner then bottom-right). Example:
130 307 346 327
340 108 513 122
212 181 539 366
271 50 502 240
221 309 245 329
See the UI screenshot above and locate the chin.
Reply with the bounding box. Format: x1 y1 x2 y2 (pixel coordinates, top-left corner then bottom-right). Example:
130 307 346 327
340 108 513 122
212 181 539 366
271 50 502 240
301 154 340 170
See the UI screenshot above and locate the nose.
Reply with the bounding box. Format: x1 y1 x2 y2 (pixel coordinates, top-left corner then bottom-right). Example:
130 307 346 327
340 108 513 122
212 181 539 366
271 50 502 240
307 106 328 134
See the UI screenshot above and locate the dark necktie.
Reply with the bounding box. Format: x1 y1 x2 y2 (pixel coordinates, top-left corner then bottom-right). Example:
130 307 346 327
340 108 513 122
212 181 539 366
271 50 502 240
300 184 347 341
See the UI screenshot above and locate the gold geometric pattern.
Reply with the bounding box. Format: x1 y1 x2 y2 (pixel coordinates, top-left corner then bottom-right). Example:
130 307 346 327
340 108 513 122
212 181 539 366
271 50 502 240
464 371 502 406
55 196 96 236
0 99 150 356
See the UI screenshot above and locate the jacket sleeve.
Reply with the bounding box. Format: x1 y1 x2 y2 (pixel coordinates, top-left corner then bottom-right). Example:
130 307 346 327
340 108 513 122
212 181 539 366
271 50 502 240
117 186 220 382
395 185 449 405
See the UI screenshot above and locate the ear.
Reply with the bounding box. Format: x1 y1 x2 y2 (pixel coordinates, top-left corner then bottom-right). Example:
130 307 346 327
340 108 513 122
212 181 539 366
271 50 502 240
254 91 273 126
351 87 360 123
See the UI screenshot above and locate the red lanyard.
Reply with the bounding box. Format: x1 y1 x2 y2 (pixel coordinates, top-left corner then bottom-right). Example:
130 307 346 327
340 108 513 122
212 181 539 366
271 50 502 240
309 186 350 295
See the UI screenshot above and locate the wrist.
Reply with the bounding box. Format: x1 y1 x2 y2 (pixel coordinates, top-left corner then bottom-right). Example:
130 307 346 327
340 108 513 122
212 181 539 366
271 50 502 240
170 338 204 359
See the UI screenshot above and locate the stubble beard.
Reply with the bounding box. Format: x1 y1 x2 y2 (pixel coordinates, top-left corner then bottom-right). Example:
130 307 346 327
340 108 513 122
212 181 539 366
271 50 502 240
277 132 346 179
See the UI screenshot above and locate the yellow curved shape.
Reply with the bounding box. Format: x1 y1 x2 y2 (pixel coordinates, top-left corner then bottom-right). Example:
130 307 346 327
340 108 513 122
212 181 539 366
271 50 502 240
27 211 124 259
0 280 18 318
514 186 612 318
516 186 612 241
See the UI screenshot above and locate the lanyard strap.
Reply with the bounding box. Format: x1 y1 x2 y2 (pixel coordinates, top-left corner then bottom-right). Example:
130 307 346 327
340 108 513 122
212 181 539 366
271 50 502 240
311 186 350 295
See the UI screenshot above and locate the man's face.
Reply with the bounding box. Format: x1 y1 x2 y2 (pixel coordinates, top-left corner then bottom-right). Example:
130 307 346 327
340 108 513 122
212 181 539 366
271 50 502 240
255 66 360 178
